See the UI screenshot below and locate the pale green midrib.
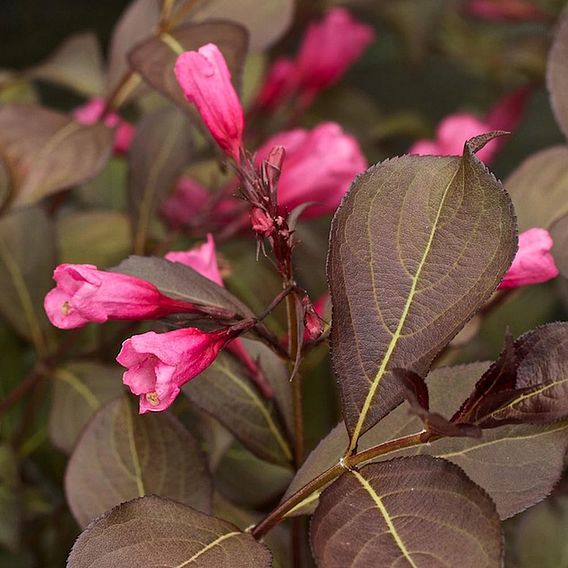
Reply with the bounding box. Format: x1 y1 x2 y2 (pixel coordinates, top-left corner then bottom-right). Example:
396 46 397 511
125 404 146 497
352 469 418 568
349 162 462 452
488 378 568 419
134 119 183 254
216 361 293 462
54 368 99 410
175 531 240 567
161 33 184 54
0 232 46 355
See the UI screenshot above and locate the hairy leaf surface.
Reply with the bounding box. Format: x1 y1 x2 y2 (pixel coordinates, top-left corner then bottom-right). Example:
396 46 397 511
67 495 271 568
65 397 211 528
328 141 516 445
311 456 502 568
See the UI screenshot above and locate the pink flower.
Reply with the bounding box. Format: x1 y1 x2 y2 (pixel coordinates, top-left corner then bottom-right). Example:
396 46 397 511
165 234 223 286
117 327 232 413
73 97 134 154
465 0 545 22
296 8 375 95
175 43 244 161
302 296 324 342
164 236 273 398
256 57 299 110
256 122 367 218
498 228 559 289
44 264 198 329
410 87 530 164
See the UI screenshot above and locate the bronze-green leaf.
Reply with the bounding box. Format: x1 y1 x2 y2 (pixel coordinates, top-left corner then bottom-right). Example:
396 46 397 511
505 145 568 232
48 362 124 453
0 205 56 352
28 32 105 97
311 456 502 568
184 341 293 466
127 105 192 254
65 397 211 528
0 104 114 208
67 495 272 568
547 14 568 140
129 20 249 114
328 140 517 447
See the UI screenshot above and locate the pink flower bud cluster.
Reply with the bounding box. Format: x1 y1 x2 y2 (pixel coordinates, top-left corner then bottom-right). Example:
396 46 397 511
257 8 375 111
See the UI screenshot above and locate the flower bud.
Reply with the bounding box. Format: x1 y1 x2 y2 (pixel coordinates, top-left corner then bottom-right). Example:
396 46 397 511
175 43 244 160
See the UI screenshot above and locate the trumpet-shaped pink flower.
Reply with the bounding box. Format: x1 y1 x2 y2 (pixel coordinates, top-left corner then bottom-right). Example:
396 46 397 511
498 228 559 289
296 8 375 95
256 122 367 218
256 57 299 110
73 97 134 154
44 264 198 329
465 0 546 22
165 235 273 398
175 43 244 161
410 87 529 164
118 327 232 413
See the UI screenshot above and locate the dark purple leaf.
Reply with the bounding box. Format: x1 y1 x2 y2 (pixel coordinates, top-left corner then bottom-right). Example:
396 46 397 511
328 136 517 446
547 14 568 140
311 456 502 568
67 495 272 568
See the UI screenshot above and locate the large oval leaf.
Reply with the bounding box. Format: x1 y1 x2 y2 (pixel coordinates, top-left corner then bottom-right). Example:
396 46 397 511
0 104 114 208
547 14 568 140
67 495 272 568
48 362 124 453
285 362 568 519
129 20 249 114
328 141 517 446
184 340 293 466
311 456 502 568
65 397 211 528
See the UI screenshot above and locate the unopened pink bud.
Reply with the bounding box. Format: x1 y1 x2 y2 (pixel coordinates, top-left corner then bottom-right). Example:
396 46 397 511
465 0 545 22
499 228 559 289
296 8 375 95
250 208 274 237
44 264 198 329
175 43 244 160
257 57 299 110
117 327 231 413
302 297 324 342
